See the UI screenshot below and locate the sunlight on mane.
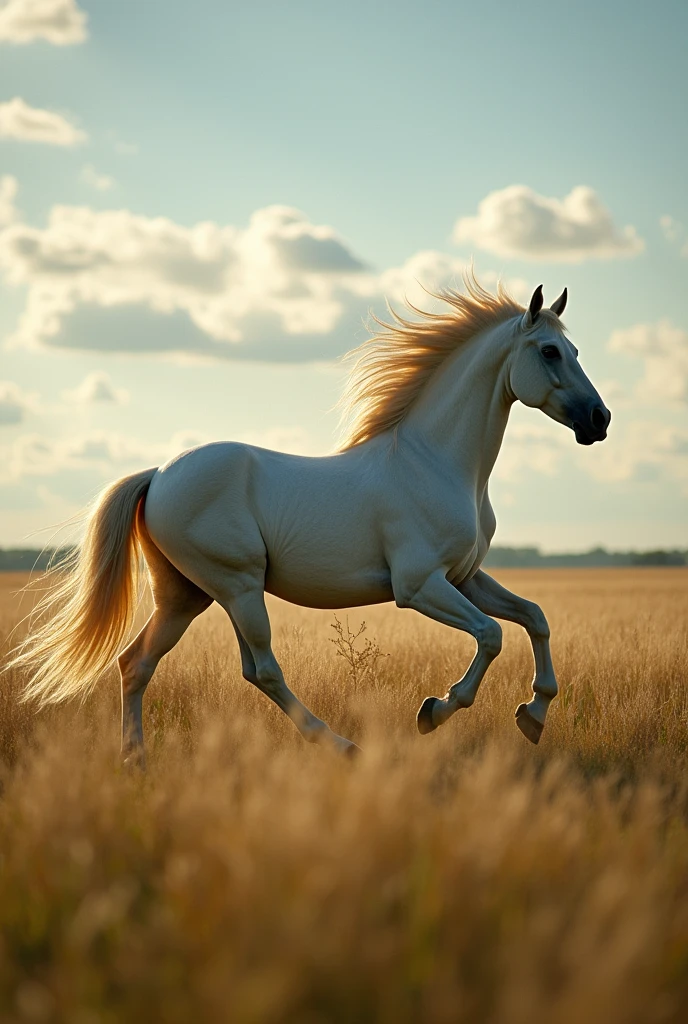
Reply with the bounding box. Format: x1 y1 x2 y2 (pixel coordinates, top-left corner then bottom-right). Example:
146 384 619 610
337 271 525 451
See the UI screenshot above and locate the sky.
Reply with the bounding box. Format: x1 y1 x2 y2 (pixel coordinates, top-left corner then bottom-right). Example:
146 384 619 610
0 0 686 551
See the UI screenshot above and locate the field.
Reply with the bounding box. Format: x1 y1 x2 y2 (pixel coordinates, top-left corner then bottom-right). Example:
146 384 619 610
1 568 688 1023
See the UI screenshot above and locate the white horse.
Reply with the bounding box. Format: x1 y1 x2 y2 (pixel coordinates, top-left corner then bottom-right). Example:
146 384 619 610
12 276 610 763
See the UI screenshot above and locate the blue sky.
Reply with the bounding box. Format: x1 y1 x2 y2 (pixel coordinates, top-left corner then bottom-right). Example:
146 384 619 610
0 0 686 550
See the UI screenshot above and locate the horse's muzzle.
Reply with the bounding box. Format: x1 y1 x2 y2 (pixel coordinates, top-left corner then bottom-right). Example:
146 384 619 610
572 404 611 445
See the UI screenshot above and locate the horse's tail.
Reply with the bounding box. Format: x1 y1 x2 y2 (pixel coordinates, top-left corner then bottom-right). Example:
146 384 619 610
9 466 158 705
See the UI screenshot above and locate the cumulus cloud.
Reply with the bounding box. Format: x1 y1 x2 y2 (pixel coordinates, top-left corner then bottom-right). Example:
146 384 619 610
0 429 185 481
0 174 18 226
236 426 320 456
609 320 688 403
80 164 115 192
105 132 138 157
660 215 688 256
0 425 322 486
495 422 567 481
0 193 527 363
495 410 688 499
660 215 682 242
582 421 688 493
0 97 85 145
378 250 530 309
0 0 87 45
0 379 34 424
0 431 150 480
255 206 366 273
62 371 128 405
0 202 240 353
454 185 643 263
0 428 268 482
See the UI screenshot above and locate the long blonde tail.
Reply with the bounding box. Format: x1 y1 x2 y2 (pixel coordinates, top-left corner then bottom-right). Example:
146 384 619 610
9 467 158 705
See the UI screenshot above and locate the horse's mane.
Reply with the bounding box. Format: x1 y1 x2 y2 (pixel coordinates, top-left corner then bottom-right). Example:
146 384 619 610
337 270 525 451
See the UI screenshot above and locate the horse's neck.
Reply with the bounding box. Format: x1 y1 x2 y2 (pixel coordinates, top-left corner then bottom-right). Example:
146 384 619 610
400 322 515 491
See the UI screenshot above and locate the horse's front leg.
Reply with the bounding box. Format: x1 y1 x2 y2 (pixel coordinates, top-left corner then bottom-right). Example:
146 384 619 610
393 568 503 735
459 570 557 744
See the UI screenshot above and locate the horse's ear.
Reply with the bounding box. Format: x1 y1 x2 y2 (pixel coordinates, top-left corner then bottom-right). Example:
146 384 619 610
550 287 568 317
522 285 544 330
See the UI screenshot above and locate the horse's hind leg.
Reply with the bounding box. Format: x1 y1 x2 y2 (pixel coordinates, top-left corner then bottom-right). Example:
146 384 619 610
228 612 258 684
118 529 212 766
222 584 359 757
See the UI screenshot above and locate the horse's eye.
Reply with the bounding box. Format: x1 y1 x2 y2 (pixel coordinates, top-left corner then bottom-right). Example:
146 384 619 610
541 345 561 361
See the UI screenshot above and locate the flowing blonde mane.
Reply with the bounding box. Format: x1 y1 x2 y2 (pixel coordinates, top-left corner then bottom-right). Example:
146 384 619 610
337 272 526 451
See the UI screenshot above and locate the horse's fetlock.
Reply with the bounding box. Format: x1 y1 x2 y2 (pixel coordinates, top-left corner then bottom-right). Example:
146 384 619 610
534 676 558 700
303 718 328 743
451 687 474 709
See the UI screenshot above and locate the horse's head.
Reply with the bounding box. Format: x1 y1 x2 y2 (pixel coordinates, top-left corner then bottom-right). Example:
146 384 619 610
509 285 610 445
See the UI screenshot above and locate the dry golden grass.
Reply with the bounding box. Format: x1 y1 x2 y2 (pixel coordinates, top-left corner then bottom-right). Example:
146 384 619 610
1 568 688 1023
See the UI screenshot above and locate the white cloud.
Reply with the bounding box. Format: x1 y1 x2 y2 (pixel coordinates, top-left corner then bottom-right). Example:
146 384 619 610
581 421 688 493
254 205 366 273
0 430 159 481
0 97 85 145
0 379 34 424
0 174 18 226
377 250 530 309
0 427 317 481
0 0 87 45
236 426 320 456
104 131 138 156
660 215 688 257
62 371 128 405
80 164 115 192
454 185 643 263
0 192 528 363
609 320 688 403
495 422 567 481
495 411 688 499
660 215 682 242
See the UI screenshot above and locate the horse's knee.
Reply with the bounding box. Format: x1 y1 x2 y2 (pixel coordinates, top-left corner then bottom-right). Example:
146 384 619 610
477 620 502 659
527 603 550 641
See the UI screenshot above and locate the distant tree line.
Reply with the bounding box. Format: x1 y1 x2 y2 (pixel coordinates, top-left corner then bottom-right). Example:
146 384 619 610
0 548 74 573
0 545 685 573
483 546 688 568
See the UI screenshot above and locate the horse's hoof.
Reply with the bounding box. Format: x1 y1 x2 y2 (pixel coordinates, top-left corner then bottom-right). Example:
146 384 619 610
122 752 147 772
344 741 362 760
515 703 544 745
417 696 440 735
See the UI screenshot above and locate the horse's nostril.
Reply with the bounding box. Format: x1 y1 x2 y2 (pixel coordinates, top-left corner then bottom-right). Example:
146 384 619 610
591 406 607 432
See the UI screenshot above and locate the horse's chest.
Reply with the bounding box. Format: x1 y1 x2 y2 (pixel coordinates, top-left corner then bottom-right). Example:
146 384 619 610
444 529 488 583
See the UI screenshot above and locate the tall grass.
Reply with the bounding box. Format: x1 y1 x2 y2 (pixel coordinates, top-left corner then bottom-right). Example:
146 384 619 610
1 569 687 1023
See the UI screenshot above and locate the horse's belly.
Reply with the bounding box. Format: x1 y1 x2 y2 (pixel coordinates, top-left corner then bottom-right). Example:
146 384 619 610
265 563 394 609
